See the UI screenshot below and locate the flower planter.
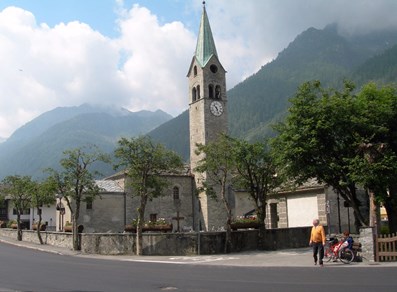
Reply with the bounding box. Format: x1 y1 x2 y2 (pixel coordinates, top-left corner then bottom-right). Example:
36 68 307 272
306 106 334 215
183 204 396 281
63 224 83 233
143 224 173 233
11 223 18 229
124 224 136 233
0 221 6 228
124 224 173 233
64 225 72 232
231 222 261 230
32 224 46 231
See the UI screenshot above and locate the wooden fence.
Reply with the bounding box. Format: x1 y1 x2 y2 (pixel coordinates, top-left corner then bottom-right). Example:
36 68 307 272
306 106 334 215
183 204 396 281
376 233 397 262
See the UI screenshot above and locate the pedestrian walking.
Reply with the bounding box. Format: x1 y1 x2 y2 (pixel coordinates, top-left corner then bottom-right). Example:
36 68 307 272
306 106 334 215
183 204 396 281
309 219 326 266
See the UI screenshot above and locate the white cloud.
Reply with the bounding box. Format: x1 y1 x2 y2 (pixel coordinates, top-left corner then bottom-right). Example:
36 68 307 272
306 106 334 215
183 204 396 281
116 4 195 113
0 6 129 138
0 5 196 138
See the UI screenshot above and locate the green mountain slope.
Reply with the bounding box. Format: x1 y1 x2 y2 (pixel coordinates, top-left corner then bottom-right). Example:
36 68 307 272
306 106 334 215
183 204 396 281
148 25 397 158
148 110 190 160
353 44 397 85
0 106 172 179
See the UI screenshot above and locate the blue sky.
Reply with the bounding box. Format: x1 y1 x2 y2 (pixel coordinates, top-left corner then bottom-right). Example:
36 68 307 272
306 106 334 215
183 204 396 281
1 0 397 139
0 0 118 35
0 0 199 37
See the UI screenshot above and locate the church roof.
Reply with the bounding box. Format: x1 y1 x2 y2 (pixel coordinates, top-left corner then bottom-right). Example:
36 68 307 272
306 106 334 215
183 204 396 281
195 4 218 67
95 180 124 193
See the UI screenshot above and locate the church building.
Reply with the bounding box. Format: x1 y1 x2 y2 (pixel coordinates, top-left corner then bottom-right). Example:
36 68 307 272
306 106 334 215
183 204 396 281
55 3 356 235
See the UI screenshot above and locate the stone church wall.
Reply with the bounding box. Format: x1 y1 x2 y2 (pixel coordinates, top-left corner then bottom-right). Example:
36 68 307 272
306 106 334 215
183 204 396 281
126 175 196 232
77 175 196 234
0 227 313 256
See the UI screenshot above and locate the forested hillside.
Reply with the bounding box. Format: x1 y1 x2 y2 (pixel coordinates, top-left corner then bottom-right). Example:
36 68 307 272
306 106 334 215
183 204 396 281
0 105 172 179
353 44 397 84
149 25 397 159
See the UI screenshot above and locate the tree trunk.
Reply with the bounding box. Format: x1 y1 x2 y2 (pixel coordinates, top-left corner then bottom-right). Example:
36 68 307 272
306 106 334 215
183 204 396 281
36 212 44 245
225 216 232 254
72 199 81 251
257 202 267 250
72 216 79 251
337 185 368 229
220 177 232 253
136 195 148 256
368 190 380 234
17 213 22 241
72 207 81 251
385 184 397 234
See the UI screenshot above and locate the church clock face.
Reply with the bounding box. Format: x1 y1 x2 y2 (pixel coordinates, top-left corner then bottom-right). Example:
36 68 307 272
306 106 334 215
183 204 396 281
210 101 223 116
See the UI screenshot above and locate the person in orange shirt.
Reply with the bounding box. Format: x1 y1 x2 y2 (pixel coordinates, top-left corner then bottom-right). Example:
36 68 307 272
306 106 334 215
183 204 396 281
309 219 326 266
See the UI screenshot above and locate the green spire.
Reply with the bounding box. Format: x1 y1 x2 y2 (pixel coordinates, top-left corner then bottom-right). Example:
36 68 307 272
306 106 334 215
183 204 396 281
195 3 218 67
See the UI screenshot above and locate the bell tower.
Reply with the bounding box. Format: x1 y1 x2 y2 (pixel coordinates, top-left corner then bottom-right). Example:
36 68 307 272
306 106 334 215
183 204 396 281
187 2 228 231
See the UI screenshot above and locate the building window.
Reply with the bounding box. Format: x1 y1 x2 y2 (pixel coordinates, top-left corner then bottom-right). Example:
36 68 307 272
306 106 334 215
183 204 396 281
192 87 197 102
210 64 218 73
197 85 200 99
215 85 221 99
86 198 93 210
150 213 157 222
173 186 180 200
194 65 197 76
13 208 30 215
209 84 214 99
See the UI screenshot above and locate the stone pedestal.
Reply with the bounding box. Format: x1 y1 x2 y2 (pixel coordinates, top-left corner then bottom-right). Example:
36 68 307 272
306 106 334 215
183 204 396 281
359 227 375 262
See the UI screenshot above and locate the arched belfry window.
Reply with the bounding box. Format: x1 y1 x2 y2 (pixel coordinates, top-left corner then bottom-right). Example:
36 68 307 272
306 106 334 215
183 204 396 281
215 85 221 99
192 87 197 102
197 85 200 99
209 84 214 99
173 186 180 200
194 66 197 76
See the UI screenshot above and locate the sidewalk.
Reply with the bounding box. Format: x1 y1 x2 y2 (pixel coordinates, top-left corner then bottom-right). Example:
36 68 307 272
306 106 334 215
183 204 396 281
1 236 396 267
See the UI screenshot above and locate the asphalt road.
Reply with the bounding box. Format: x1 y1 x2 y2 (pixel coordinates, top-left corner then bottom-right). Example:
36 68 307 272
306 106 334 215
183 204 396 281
0 242 396 292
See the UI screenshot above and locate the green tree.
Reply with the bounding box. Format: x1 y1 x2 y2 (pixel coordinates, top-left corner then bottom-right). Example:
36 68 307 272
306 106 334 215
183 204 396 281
1 175 34 241
48 145 110 250
231 138 282 249
195 134 235 253
30 178 57 244
348 83 397 233
114 136 183 256
272 81 368 229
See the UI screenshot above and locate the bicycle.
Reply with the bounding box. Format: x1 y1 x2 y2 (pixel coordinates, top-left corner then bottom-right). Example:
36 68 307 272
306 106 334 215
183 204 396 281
324 237 355 264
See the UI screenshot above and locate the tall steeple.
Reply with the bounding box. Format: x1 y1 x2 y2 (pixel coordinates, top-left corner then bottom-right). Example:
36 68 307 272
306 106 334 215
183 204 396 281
188 1 228 231
195 2 218 67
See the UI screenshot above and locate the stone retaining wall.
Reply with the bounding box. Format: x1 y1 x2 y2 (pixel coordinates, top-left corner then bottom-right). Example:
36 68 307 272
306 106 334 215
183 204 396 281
0 228 73 249
0 227 312 255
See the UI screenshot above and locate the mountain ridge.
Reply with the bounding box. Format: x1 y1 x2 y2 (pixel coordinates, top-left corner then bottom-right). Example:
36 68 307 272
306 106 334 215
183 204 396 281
0 105 172 179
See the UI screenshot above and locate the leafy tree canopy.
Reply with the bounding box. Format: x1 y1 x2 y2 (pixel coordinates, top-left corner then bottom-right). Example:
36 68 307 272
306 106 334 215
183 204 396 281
272 81 397 231
114 136 184 255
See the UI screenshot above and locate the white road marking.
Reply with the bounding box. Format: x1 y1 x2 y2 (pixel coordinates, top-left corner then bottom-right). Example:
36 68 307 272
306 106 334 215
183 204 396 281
121 256 239 264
